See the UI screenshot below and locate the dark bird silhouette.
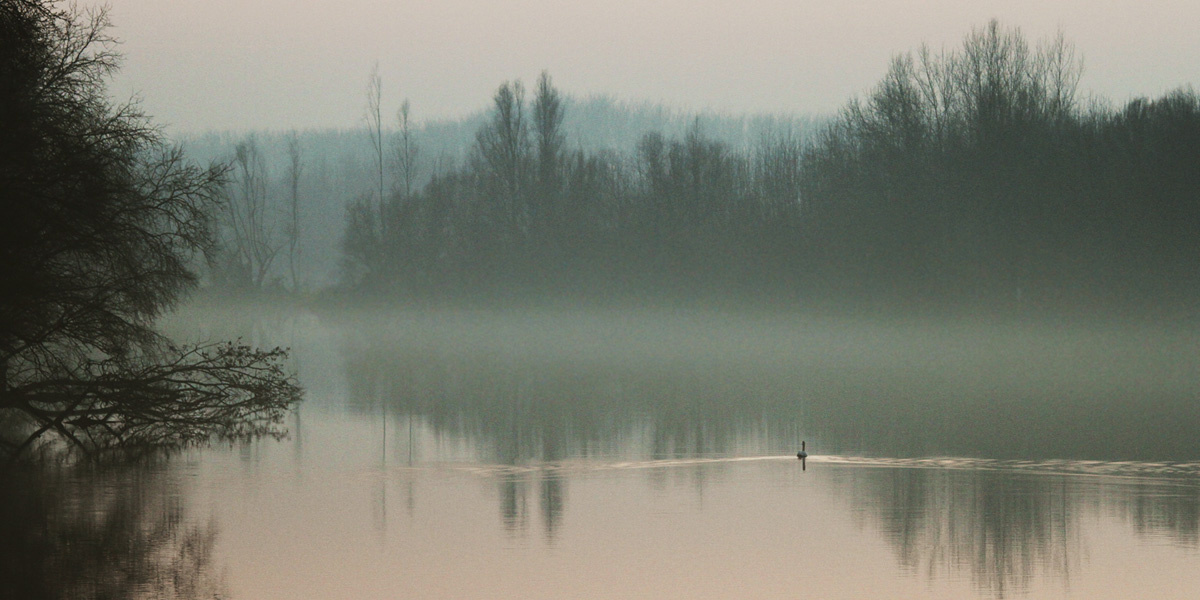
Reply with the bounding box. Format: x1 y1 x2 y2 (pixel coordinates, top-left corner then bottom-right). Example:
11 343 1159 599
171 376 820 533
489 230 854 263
796 440 808 460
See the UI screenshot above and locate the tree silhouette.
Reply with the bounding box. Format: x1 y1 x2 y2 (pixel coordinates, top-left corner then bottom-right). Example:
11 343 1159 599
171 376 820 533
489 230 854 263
0 0 300 460
532 71 565 247
475 80 531 241
366 62 386 236
212 135 282 290
333 26 1200 313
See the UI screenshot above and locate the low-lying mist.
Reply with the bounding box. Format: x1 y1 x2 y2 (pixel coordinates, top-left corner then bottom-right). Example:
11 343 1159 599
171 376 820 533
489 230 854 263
166 301 1200 463
171 20 1200 465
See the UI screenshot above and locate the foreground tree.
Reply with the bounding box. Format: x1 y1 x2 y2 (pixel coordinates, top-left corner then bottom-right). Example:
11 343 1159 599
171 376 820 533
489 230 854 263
0 0 301 461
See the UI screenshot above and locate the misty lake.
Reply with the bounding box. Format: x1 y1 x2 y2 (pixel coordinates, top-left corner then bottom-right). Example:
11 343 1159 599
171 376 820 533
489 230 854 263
16 304 1200 599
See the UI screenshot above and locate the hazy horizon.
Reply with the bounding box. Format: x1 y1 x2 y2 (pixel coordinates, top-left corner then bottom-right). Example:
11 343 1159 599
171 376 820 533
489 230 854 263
8 3 1200 596
99 0 1200 133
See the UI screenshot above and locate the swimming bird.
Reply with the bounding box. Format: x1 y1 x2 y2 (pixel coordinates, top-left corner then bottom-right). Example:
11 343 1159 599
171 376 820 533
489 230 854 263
797 441 808 460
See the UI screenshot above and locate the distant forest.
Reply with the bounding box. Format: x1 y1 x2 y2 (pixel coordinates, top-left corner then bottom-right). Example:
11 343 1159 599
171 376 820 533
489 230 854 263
193 21 1200 314
183 96 810 294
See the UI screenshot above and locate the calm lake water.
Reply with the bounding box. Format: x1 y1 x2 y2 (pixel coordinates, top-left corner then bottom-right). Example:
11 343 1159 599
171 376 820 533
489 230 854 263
8 305 1200 599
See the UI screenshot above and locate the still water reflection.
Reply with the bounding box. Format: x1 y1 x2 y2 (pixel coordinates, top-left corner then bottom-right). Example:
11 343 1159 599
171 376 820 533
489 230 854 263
7 306 1199 599
0 463 224 600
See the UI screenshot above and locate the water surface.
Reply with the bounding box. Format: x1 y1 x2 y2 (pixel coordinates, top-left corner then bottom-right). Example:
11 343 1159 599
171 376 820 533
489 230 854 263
8 306 1199 599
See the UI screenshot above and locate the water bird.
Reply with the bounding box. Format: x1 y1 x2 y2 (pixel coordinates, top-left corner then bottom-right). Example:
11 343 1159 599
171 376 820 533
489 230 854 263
797 441 808 460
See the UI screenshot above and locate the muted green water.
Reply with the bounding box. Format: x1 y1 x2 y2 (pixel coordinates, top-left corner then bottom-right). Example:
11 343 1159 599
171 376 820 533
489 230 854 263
6 305 1199 599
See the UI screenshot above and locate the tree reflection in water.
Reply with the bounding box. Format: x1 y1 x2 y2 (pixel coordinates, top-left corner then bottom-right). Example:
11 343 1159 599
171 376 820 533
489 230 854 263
1115 480 1200 547
837 466 1200 598
334 311 1200 593
0 463 224 600
341 341 799 542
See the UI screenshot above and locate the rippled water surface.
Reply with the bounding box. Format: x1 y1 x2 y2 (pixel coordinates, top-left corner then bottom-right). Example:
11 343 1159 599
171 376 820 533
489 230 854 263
9 306 1200 599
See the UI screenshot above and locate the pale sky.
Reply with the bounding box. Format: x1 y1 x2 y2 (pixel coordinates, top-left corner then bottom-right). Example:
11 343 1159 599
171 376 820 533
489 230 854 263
97 0 1200 133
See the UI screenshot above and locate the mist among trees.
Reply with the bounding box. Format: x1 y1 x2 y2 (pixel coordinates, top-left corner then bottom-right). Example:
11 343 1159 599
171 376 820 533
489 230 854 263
4 4 1197 462
192 21 1198 315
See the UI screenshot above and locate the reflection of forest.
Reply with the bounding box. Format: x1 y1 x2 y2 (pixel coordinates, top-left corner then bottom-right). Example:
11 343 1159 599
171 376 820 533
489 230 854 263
1114 481 1200 547
837 467 1200 598
335 313 1200 554
335 311 1200 463
341 340 806 463
495 473 566 540
341 339 798 540
0 464 224 600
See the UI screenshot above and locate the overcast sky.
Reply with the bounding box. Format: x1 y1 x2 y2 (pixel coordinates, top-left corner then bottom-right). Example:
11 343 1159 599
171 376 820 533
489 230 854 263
98 0 1200 133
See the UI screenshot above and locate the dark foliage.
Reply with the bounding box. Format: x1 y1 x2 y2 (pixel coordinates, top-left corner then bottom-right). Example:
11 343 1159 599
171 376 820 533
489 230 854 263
800 21 1200 312
342 82 803 304
340 23 1200 316
0 0 301 461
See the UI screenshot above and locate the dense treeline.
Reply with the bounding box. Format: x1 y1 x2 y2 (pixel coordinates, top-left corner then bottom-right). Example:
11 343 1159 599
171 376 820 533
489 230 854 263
802 21 1200 312
337 22 1200 313
181 99 807 293
341 72 809 304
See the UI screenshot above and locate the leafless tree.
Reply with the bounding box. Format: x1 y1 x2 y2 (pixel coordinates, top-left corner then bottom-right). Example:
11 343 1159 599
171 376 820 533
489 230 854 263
0 1 302 462
475 80 531 236
5 341 300 459
366 62 386 235
532 71 565 241
222 136 281 290
394 99 419 200
286 130 304 292
534 72 565 192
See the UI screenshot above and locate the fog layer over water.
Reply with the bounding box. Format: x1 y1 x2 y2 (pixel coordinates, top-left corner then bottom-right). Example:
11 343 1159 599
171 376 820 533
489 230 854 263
62 303 1187 600
321 306 1199 461
9 5 1200 598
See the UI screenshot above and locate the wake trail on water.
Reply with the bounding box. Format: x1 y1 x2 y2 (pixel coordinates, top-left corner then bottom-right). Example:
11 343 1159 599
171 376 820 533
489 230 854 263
814 455 1200 481
380 455 1200 482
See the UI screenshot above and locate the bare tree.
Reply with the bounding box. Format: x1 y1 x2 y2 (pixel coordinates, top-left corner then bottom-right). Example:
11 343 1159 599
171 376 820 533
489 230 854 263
366 62 386 236
533 71 565 192
0 1 301 461
754 128 803 218
340 192 381 285
223 136 280 290
5 341 299 459
1038 30 1083 123
475 80 531 236
394 99 420 200
286 130 303 292
532 71 565 241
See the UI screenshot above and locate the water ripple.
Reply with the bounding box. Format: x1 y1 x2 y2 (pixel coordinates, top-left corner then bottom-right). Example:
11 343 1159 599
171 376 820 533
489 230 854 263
412 455 1200 482
811 455 1200 480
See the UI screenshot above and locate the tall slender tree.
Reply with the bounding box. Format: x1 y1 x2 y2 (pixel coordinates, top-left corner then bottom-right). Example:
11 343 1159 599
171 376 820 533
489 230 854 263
532 71 565 243
475 80 531 238
222 136 280 290
394 99 419 200
286 130 304 292
366 62 386 236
